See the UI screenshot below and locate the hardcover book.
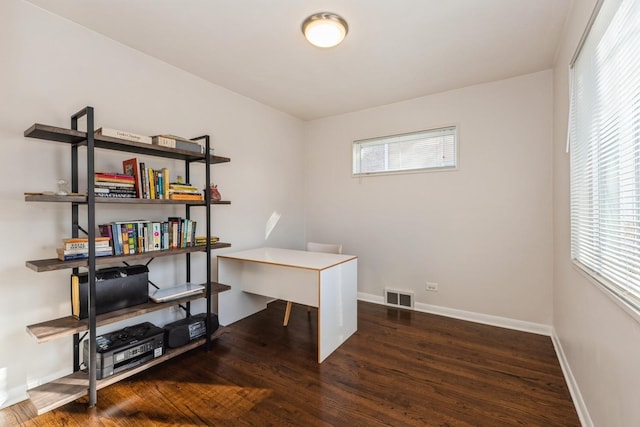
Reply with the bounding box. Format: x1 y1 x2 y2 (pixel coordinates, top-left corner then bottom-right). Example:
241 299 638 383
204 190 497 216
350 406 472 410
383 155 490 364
96 128 152 144
152 135 203 154
62 237 111 244
122 158 142 198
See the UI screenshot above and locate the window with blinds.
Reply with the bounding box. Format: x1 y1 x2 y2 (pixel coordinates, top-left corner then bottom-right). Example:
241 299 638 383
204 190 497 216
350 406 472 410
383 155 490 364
569 0 640 311
352 126 457 176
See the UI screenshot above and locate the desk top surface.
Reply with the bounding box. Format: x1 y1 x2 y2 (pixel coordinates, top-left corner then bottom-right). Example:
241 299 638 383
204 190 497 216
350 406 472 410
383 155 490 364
217 247 357 271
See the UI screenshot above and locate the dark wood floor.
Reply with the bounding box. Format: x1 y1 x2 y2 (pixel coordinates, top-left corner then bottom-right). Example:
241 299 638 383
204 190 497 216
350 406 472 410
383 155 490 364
1 300 580 426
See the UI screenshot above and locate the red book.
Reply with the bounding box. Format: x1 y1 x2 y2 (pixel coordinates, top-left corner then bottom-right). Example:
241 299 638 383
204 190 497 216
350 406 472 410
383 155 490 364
122 158 142 198
95 172 135 180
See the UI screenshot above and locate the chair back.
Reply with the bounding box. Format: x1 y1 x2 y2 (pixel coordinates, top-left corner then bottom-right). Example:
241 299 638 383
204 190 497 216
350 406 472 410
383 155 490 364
306 242 343 254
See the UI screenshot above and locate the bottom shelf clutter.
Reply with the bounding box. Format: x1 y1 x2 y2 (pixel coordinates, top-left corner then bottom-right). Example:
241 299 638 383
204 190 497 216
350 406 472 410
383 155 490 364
27 328 225 415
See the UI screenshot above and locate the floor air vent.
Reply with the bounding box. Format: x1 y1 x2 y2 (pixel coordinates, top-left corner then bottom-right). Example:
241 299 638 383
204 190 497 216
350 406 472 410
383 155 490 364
384 288 414 309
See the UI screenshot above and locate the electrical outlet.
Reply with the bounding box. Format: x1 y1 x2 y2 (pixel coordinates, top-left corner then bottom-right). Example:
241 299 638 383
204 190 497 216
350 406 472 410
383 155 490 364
426 282 438 292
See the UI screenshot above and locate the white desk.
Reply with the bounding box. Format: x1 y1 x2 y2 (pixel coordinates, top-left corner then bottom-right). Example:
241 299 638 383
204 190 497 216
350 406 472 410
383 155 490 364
217 247 358 363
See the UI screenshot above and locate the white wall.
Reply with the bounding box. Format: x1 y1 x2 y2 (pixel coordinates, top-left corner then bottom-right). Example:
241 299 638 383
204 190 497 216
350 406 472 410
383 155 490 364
304 71 554 326
553 1 640 425
0 0 305 408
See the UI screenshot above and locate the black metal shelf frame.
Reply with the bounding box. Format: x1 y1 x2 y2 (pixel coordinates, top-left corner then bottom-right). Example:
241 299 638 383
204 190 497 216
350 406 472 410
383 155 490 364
54 107 219 407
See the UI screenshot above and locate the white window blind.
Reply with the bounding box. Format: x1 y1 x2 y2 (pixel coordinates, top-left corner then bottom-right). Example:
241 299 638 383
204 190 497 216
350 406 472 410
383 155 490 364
569 0 640 311
353 126 457 176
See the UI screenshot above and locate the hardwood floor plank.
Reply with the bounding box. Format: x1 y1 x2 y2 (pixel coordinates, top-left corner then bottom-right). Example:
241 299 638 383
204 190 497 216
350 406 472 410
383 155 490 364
0 300 580 426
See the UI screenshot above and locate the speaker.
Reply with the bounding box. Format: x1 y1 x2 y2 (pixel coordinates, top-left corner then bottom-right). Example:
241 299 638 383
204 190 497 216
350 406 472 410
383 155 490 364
163 313 219 348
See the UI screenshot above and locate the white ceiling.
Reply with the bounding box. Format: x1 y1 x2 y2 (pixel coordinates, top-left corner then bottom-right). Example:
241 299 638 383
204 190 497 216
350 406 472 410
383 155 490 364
25 0 573 121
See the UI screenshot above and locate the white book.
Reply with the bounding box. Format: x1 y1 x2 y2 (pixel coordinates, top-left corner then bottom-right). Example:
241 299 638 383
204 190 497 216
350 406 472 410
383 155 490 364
96 127 152 144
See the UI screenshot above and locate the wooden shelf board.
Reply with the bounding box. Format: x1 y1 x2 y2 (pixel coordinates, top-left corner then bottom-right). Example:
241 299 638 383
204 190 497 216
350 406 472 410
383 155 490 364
27 283 231 343
24 194 232 205
25 242 232 272
24 124 230 164
28 329 225 415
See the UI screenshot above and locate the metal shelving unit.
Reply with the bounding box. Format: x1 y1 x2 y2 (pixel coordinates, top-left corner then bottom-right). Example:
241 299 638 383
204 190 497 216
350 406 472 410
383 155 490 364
23 106 231 413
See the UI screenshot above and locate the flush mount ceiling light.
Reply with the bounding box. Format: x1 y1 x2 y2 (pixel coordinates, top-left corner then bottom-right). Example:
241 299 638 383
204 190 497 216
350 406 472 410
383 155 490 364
302 12 348 48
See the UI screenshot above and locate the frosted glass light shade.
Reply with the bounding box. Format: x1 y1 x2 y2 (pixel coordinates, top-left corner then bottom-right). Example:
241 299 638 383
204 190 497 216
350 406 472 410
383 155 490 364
302 12 348 48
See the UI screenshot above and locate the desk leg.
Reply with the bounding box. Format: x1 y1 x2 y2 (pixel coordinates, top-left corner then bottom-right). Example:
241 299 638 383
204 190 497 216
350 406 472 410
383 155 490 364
283 301 293 326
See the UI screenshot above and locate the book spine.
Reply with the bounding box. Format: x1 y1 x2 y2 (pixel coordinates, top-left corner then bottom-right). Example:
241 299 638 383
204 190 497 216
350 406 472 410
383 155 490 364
58 251 112 261
111 223 122 255
95 172 135 180
97 128 152 144
153 170 159 199
163 168 170 200
98 224 114 253
148 168 155 199
162 222 169 250
139 162 148 199
121 224 129 255
95 193 136 198
152 135 176 147
168 217 180 249
144 222 152 252
126 223 136 254
63 241 111 251
63 237 111 244
175 140 202 153
95 182 136 189
136 222 143 253
122 158 141 198
152 222 161 251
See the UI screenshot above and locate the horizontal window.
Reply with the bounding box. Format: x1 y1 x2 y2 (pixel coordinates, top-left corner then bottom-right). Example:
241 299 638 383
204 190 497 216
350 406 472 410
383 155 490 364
352 126 457 176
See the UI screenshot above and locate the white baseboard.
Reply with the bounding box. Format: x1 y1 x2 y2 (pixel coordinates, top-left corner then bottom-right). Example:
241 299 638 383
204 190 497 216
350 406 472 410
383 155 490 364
357 292 552 335
0 367 73 410
551 330 593 427
0 385 27 410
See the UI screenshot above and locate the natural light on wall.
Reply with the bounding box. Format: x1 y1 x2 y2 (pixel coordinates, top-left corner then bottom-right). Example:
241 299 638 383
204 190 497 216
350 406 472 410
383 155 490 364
353 126 457 176
265 211 281 240
569 0 640 312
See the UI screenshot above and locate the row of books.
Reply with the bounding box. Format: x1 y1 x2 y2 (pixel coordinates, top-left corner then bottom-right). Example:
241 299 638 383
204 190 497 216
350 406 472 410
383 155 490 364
122 158 204 201
96 128 214 155
56 230 221 260
98 218 201 256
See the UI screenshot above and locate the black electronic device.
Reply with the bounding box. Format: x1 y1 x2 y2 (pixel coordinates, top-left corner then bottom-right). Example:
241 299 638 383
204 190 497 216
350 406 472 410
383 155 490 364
163 313 219 348
72 264 149 319
83 321 164 379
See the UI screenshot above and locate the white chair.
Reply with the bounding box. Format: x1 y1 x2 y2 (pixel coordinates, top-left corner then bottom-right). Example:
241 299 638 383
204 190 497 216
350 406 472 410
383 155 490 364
283 242 343 326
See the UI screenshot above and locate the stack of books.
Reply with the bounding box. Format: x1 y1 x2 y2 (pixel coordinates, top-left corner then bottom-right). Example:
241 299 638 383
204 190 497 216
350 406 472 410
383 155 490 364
95 172 136 198
57 237 113 261
195 236 220 246
168 183 203 201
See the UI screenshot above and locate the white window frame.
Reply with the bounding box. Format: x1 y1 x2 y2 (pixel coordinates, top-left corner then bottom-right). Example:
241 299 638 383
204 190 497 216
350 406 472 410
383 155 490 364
568 0 640 315
352 125 458 177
